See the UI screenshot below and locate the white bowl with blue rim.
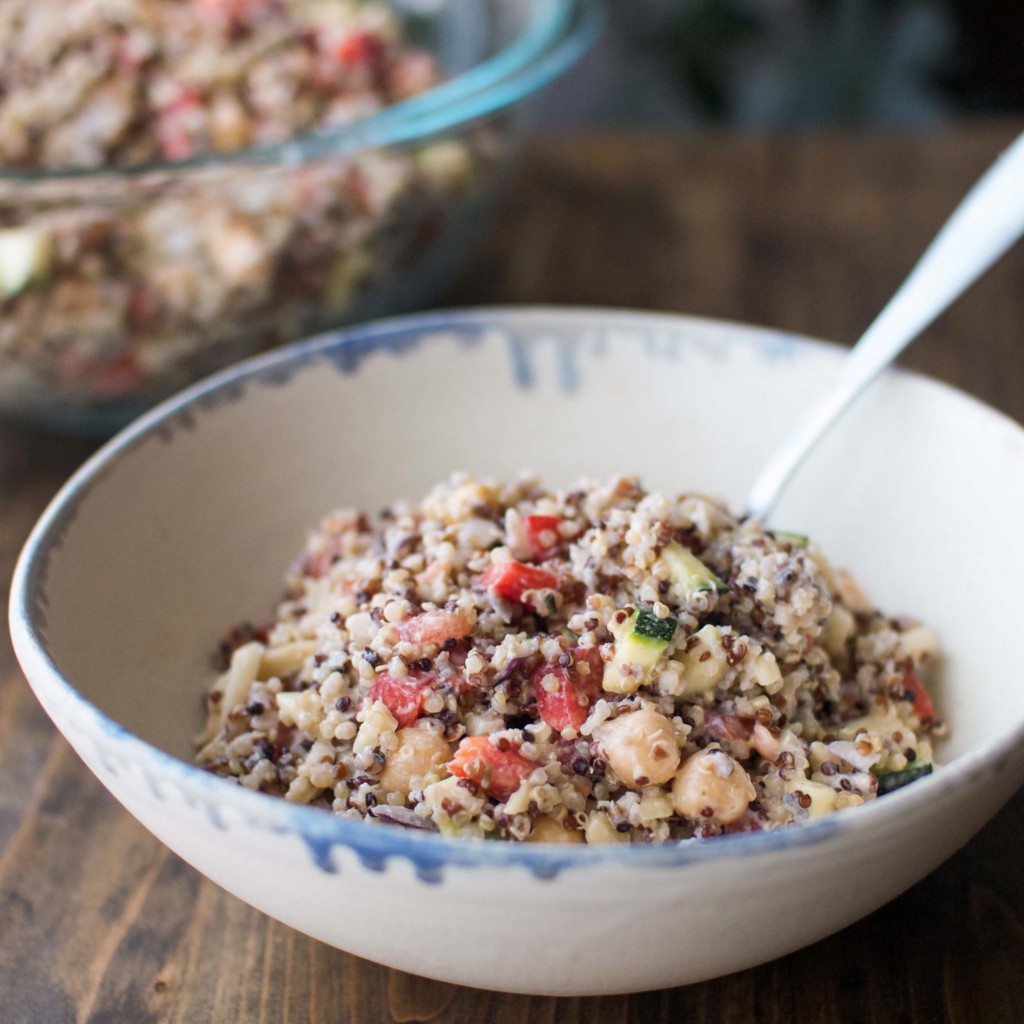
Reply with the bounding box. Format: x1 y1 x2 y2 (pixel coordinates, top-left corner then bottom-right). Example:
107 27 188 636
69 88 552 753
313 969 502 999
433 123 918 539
10 308 1024 995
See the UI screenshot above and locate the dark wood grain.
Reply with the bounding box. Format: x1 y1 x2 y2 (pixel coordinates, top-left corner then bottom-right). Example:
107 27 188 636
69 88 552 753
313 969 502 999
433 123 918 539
3 123 1024 1023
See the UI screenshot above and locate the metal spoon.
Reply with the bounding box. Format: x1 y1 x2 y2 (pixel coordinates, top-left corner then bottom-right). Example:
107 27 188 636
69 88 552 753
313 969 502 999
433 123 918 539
746 131 1024 522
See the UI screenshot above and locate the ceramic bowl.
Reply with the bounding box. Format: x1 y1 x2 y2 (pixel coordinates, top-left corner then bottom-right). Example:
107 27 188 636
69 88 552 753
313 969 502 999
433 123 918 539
11 308 1024 996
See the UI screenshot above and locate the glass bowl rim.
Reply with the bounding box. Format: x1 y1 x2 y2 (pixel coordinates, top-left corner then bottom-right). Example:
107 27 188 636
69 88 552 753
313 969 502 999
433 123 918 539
0 0 600 185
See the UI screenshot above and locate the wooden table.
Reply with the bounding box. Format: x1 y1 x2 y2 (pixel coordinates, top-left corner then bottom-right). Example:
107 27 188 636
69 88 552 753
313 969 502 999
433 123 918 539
3 123 1023 1023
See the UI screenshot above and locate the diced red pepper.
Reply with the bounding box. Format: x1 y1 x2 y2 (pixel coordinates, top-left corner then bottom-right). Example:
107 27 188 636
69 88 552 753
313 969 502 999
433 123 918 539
522 515 563 560
161 87 203 117
158 128 193 161
334 31 381 66
157 87 203 161
477 562 559 605
91 353 144 397
902 670 937 725
368 671 432 728
395 610 471 645
532 647 604 732
447 736 537 802
57 352 144 398
704 712 754 742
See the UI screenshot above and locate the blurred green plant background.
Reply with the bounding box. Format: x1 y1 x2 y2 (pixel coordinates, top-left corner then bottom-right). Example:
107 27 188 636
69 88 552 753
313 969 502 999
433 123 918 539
544 0 1024 129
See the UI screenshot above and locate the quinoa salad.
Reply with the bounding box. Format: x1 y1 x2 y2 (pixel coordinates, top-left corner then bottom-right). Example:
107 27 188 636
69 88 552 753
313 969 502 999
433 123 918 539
196 476 943 844
0 0 491 407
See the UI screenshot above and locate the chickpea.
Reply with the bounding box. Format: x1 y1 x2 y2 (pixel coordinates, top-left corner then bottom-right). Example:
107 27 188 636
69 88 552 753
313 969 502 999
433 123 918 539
676 624 729 694
527 815 584 844
379 722 452 797
595 708 681 789
671 747 756 824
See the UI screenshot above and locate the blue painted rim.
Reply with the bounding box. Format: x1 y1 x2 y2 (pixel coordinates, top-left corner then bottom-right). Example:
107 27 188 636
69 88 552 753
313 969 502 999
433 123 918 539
11 307 1024 877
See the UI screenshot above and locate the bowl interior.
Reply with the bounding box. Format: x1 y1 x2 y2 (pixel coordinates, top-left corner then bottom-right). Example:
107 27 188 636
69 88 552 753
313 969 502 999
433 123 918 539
23 310 1024 767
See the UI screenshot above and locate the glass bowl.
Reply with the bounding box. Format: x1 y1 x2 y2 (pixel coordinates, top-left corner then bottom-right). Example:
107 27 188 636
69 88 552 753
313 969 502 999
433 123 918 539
0 0 600 433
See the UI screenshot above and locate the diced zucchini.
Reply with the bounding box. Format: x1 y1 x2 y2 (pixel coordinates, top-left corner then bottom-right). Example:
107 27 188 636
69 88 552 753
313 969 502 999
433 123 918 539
769 530 809 549
603 606 677 694
657 542 728 596
0 226 52 298
422 776 471 836
617 608 676 669
784 778 840 818
675 624 729 694
836 705 905 741
874 762 933 795
631 606 678 645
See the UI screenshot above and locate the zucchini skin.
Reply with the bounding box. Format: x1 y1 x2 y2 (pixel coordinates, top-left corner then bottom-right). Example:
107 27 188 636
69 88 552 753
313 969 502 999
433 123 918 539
875 763 933 795
631 606 678 645
768 530 809 549
659 543 729 595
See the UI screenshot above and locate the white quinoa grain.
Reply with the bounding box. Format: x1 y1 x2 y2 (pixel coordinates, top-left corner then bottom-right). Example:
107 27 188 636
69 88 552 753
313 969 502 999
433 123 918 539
198 474 940 843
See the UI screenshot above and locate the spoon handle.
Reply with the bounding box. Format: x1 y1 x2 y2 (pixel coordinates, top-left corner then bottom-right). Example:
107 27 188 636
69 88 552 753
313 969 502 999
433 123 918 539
746 131 1024 522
